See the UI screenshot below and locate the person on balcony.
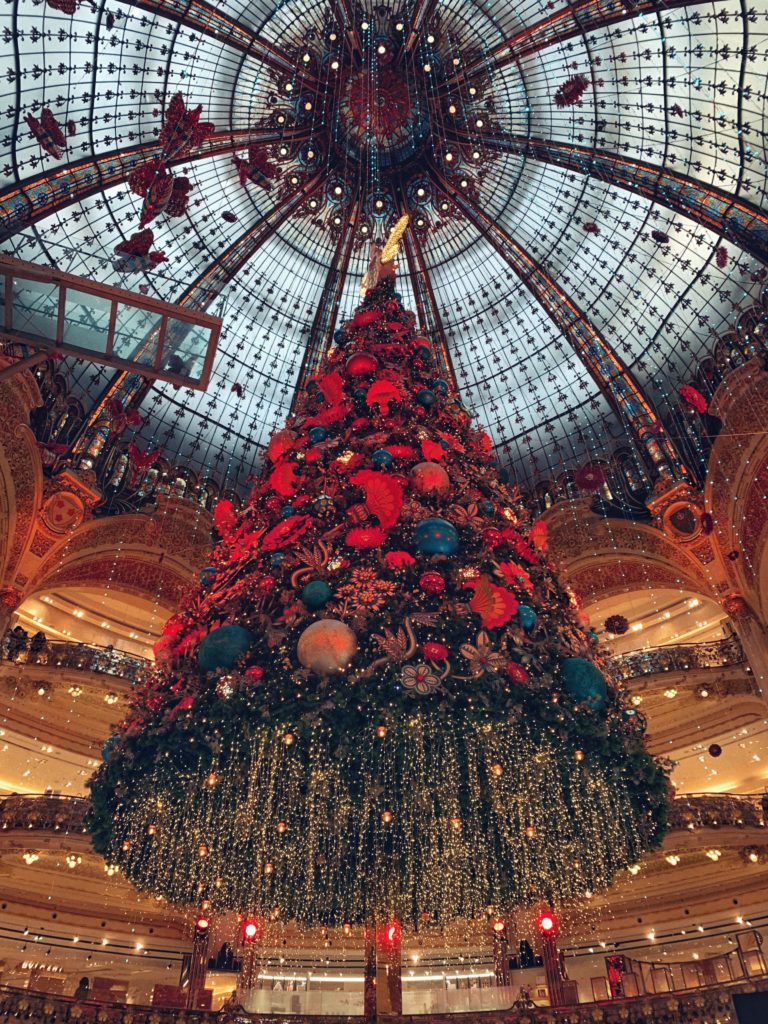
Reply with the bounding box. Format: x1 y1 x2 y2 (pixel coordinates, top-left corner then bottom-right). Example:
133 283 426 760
29 630 48 662
6 624 28 660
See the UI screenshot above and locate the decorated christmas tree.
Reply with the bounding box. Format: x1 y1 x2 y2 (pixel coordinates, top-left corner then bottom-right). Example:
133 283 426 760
88 240 667 929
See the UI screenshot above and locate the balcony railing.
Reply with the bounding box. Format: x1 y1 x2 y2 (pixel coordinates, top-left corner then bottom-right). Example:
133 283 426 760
0 793 89 833
1 979 767 1024
607 637 746 681
0 638 150 680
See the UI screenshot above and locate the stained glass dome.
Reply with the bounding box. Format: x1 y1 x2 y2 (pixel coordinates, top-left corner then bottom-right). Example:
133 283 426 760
0 0 766 498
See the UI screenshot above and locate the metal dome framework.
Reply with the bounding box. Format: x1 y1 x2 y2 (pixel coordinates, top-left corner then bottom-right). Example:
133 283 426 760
0 0 766 495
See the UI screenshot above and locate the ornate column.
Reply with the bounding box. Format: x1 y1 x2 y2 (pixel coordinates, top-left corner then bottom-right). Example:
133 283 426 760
492 919 510 987
723 594 768 702
185 915 211 1009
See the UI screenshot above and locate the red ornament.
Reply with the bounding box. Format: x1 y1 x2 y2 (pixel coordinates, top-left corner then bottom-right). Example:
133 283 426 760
419 571 446 595
507 662 529 684
423 642 449 661
708 743 722 758
482 527 503 549
346 352 380 377
256 575 277 593
385 550 416 569
245 666 265 682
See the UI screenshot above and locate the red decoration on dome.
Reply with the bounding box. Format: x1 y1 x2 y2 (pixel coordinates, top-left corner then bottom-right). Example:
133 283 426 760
25 107 68 159
679 384 708 414
652 230 670 243
554 74 589 107
234 143 278 190
583 222 599 234
715 246 728 269
574 462 606 492
113 230 167 273
159 92 215 159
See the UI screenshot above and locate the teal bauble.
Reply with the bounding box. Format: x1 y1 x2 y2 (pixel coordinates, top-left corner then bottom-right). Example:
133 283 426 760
414 517 459 556
302 580 332 610
353 386 368 402
372 449 394 469
198 624 253 673
199 566 217 587
517 605 537 631
413 344 431 361
308 426 328 444
270 551 285 567
416 388 436 407
561 657 608 711
101 735 119 761
280 505 295 518
431 378 449 395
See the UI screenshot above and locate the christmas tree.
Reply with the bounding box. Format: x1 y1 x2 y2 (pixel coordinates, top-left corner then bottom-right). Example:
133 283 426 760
88 243 667 929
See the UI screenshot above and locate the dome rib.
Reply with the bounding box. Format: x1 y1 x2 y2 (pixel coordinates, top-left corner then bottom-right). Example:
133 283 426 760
431 166 691 481
446 130 768 266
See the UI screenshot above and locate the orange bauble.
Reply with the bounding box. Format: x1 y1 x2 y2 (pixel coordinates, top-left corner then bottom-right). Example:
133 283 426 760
297 619 358 674
409 461 451 497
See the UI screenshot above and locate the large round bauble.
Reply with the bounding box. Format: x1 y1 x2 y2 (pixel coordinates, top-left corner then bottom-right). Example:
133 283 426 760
372 449 394 469
297 619 358 675
302 580 332 610
517 605 537 632
414 518 459 556
416 388 436 407
199 566 217 587
198 624 253 673
708 743 722 758
346 352 379 377
431 378 449 395
308 426 328 444
280 505 295 518
561 658 608 711
410 461 451 497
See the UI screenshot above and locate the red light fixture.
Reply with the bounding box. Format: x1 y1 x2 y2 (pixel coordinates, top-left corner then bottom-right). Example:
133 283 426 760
194 916 210 937
538 911 557 935
242 918 260 943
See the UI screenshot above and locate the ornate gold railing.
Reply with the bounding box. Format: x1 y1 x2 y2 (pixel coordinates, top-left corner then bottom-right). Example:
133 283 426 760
1 979 768 1024
0 638 149 680
607 637 746 681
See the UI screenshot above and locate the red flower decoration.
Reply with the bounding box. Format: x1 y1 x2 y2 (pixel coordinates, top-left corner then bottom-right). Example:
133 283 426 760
469 575 519 629
385 550 415 569
574 462 606 492
679 385 708 414
421 439 446 462
498 561 533 592
652 230 669 244
345 526 387 549
214 499 238 537
267 462 300 496
529 520 548 551
261 515 312 551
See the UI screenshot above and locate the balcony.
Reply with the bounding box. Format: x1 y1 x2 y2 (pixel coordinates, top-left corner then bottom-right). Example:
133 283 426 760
607 637 746 682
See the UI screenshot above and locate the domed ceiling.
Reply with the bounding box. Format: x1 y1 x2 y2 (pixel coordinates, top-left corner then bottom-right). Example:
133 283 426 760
1 0 766 495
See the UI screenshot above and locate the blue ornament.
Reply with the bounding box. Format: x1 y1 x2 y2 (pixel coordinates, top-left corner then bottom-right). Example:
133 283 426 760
302 579 332 610
517 605 537 632
334 328 344 343
199 566 217 587
416 388 436 407
280 505 295 519
561 658 608 711
431 378 449 395
440 439 450 450
198 624 253 673
587 629 599 641
482 500 494 513
394 291 402 300
372 449 394 469
306 377 321 393
622 707 646 732
413 344 431 361
414 517 459 556
308 426 328 444
101 735 119 761
353 386 368 402
270 551 286 567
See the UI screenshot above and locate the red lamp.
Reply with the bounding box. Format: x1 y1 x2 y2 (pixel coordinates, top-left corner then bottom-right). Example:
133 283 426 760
194 916 210 938
538 910 558 936
242 918 260 943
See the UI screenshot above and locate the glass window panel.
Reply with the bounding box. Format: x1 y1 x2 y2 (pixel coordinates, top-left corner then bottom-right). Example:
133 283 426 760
113 302 163 368
62 288 111 355
12 277 59 341
162 318 212 383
